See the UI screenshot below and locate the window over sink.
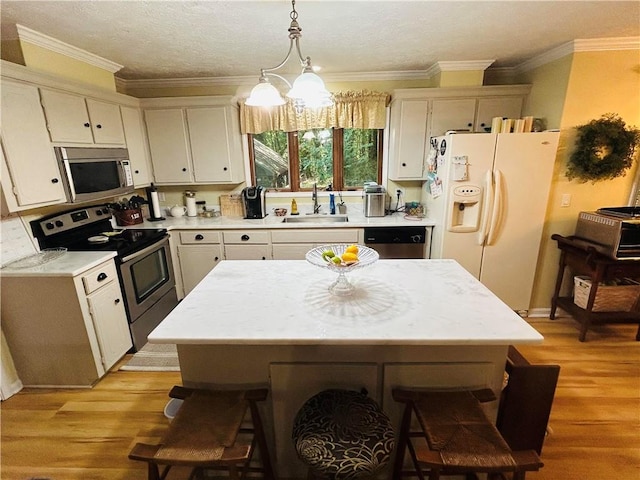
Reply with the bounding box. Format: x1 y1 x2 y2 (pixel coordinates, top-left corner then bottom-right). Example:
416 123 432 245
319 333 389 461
247 128 383 192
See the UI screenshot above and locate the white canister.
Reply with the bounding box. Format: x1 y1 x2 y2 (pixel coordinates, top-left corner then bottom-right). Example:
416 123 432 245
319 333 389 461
185 191 198 217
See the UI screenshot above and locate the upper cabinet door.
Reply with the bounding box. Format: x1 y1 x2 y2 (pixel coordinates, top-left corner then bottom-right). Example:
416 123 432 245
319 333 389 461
39 89 126 146
1 81 66 209
428 98 477 138
40 88 94 143
388 99 429 180
474 97 524 133
187 107 234 183
144 109 192 183
120 106 153 187
85 98 126 144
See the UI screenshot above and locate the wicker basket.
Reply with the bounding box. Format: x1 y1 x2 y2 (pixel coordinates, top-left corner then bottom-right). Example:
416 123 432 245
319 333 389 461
573 276 640 312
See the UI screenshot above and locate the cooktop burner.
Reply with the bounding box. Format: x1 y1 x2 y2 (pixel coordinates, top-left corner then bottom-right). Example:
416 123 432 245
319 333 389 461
597 206 640 218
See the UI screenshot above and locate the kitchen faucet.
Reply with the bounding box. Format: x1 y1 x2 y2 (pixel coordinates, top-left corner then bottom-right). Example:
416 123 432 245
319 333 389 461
312 183 321 214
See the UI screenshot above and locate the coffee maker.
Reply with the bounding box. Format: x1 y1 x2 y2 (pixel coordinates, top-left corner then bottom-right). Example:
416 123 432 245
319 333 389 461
241 186 267 219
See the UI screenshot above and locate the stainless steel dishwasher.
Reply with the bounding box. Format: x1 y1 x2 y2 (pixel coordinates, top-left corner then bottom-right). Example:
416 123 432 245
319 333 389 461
364 226 430 259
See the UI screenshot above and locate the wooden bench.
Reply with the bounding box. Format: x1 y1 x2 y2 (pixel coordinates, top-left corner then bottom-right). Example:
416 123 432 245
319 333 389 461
392 388 543 480
129 386 275 480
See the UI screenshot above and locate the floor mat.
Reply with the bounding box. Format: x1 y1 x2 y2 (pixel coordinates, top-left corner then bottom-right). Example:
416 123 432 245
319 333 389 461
120 343 180 371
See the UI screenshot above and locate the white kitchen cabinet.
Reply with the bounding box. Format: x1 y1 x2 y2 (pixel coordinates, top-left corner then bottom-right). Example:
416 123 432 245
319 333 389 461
474 97 524 133
120 106 153 187
0 258 132 387
175 231 224 296
388 86 530 181
223 231 272 260
86 278 131 369
144 103 245 185
0 80 66 211
428 98 477 137
39 88 126 145
388 99 429 180
144 109 192 184
271 228 361 260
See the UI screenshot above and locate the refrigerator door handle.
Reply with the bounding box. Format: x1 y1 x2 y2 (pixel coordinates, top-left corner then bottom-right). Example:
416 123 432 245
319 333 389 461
486 169 504 245
477 170 494 245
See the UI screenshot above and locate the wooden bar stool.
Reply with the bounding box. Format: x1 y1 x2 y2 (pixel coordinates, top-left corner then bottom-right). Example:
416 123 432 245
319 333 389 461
292 388 395 479
129 385 275 480
392 388 543 480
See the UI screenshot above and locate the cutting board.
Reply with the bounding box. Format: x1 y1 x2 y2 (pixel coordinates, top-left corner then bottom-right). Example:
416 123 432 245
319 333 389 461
219 194 244 217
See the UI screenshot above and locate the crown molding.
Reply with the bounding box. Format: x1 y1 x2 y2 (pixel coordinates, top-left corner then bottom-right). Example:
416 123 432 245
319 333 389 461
115 69 437 90
16 24 123 73
516 36 640 74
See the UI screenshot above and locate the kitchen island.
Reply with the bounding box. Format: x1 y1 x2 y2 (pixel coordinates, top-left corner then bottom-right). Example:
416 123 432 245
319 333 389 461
149 259 543 478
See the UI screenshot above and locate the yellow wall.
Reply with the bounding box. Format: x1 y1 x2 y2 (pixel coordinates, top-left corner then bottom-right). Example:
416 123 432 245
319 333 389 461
20 42 117 92
437 70 485 87
524 49 640 309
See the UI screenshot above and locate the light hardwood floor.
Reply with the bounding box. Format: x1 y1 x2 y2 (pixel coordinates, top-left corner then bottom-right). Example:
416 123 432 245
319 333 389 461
1 317 639 480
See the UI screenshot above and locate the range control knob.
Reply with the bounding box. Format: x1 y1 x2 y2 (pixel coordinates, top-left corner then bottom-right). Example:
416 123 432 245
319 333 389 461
45 222 55 230
102 208 110 214
96 209 103 215
55 220 64 227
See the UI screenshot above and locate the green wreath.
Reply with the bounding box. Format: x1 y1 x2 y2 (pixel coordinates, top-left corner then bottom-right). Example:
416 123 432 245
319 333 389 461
566 114 640 183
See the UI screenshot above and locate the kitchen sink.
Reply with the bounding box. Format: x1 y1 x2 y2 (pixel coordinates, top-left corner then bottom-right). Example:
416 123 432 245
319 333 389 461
282 215 349 223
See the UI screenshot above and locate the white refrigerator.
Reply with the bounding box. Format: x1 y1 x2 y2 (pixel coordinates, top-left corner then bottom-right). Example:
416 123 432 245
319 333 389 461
423 132 560 313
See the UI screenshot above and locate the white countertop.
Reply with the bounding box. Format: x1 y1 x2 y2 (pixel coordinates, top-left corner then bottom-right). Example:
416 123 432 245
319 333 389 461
149 259 543 346
125 211 435 230
0 251 116 277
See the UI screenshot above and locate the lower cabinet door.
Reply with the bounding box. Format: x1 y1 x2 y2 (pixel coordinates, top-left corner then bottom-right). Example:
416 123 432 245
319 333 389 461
178 245 223 295
87 281 132 370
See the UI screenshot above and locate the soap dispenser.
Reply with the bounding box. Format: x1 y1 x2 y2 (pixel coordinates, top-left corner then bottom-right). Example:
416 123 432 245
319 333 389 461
291 198 299 215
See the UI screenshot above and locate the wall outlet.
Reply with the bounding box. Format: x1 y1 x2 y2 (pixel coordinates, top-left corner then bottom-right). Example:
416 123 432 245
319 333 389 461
158 192 166 202
560 193 571 207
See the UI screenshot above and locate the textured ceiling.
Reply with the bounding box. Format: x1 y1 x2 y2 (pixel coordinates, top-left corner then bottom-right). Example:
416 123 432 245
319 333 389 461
1 1 639 81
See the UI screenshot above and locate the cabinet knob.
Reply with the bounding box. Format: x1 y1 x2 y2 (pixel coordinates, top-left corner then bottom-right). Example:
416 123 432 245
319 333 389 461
401 163 407 167
96 124 103 129
223 167 228 171
261 256 266 260
195 234 204 241
241 234 250 241
182 168 187 172
135 170 140 174
467 123 473 127
115 298 121 304
51 178 59 184
84 122 90 128
214 256 219 261
97 272 108 281
480 123 486 127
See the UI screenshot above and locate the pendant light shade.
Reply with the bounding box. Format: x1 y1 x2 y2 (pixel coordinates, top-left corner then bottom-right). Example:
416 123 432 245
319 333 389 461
247 0 333 109
246 79 286 107
286 70 333 108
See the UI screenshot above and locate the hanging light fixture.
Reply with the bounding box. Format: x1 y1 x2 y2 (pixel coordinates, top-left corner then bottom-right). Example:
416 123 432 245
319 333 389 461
245 0 333 109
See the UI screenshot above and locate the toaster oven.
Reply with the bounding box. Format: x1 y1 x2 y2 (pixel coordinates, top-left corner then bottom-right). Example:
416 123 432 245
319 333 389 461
574 207 640 259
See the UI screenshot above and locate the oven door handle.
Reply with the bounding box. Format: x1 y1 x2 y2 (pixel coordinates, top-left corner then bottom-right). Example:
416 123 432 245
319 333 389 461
120 236 169 264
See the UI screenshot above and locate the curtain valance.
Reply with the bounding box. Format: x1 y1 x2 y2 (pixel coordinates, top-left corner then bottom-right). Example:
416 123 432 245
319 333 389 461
239 90 390 134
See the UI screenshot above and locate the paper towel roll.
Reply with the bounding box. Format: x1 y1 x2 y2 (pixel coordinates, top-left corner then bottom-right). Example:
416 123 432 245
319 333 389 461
491 117 503 133
150 191 162 218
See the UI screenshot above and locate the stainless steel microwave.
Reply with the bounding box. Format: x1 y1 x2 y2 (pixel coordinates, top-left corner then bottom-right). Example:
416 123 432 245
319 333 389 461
55 147 135 204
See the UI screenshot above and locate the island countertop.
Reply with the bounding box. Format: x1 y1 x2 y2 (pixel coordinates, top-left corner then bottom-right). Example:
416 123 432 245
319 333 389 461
149 258 543 345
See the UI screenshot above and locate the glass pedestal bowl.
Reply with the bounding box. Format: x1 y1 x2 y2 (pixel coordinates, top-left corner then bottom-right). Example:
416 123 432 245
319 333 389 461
306 244 379 296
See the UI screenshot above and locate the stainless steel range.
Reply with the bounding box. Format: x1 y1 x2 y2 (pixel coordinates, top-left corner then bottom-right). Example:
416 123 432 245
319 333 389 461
30 204 178 350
